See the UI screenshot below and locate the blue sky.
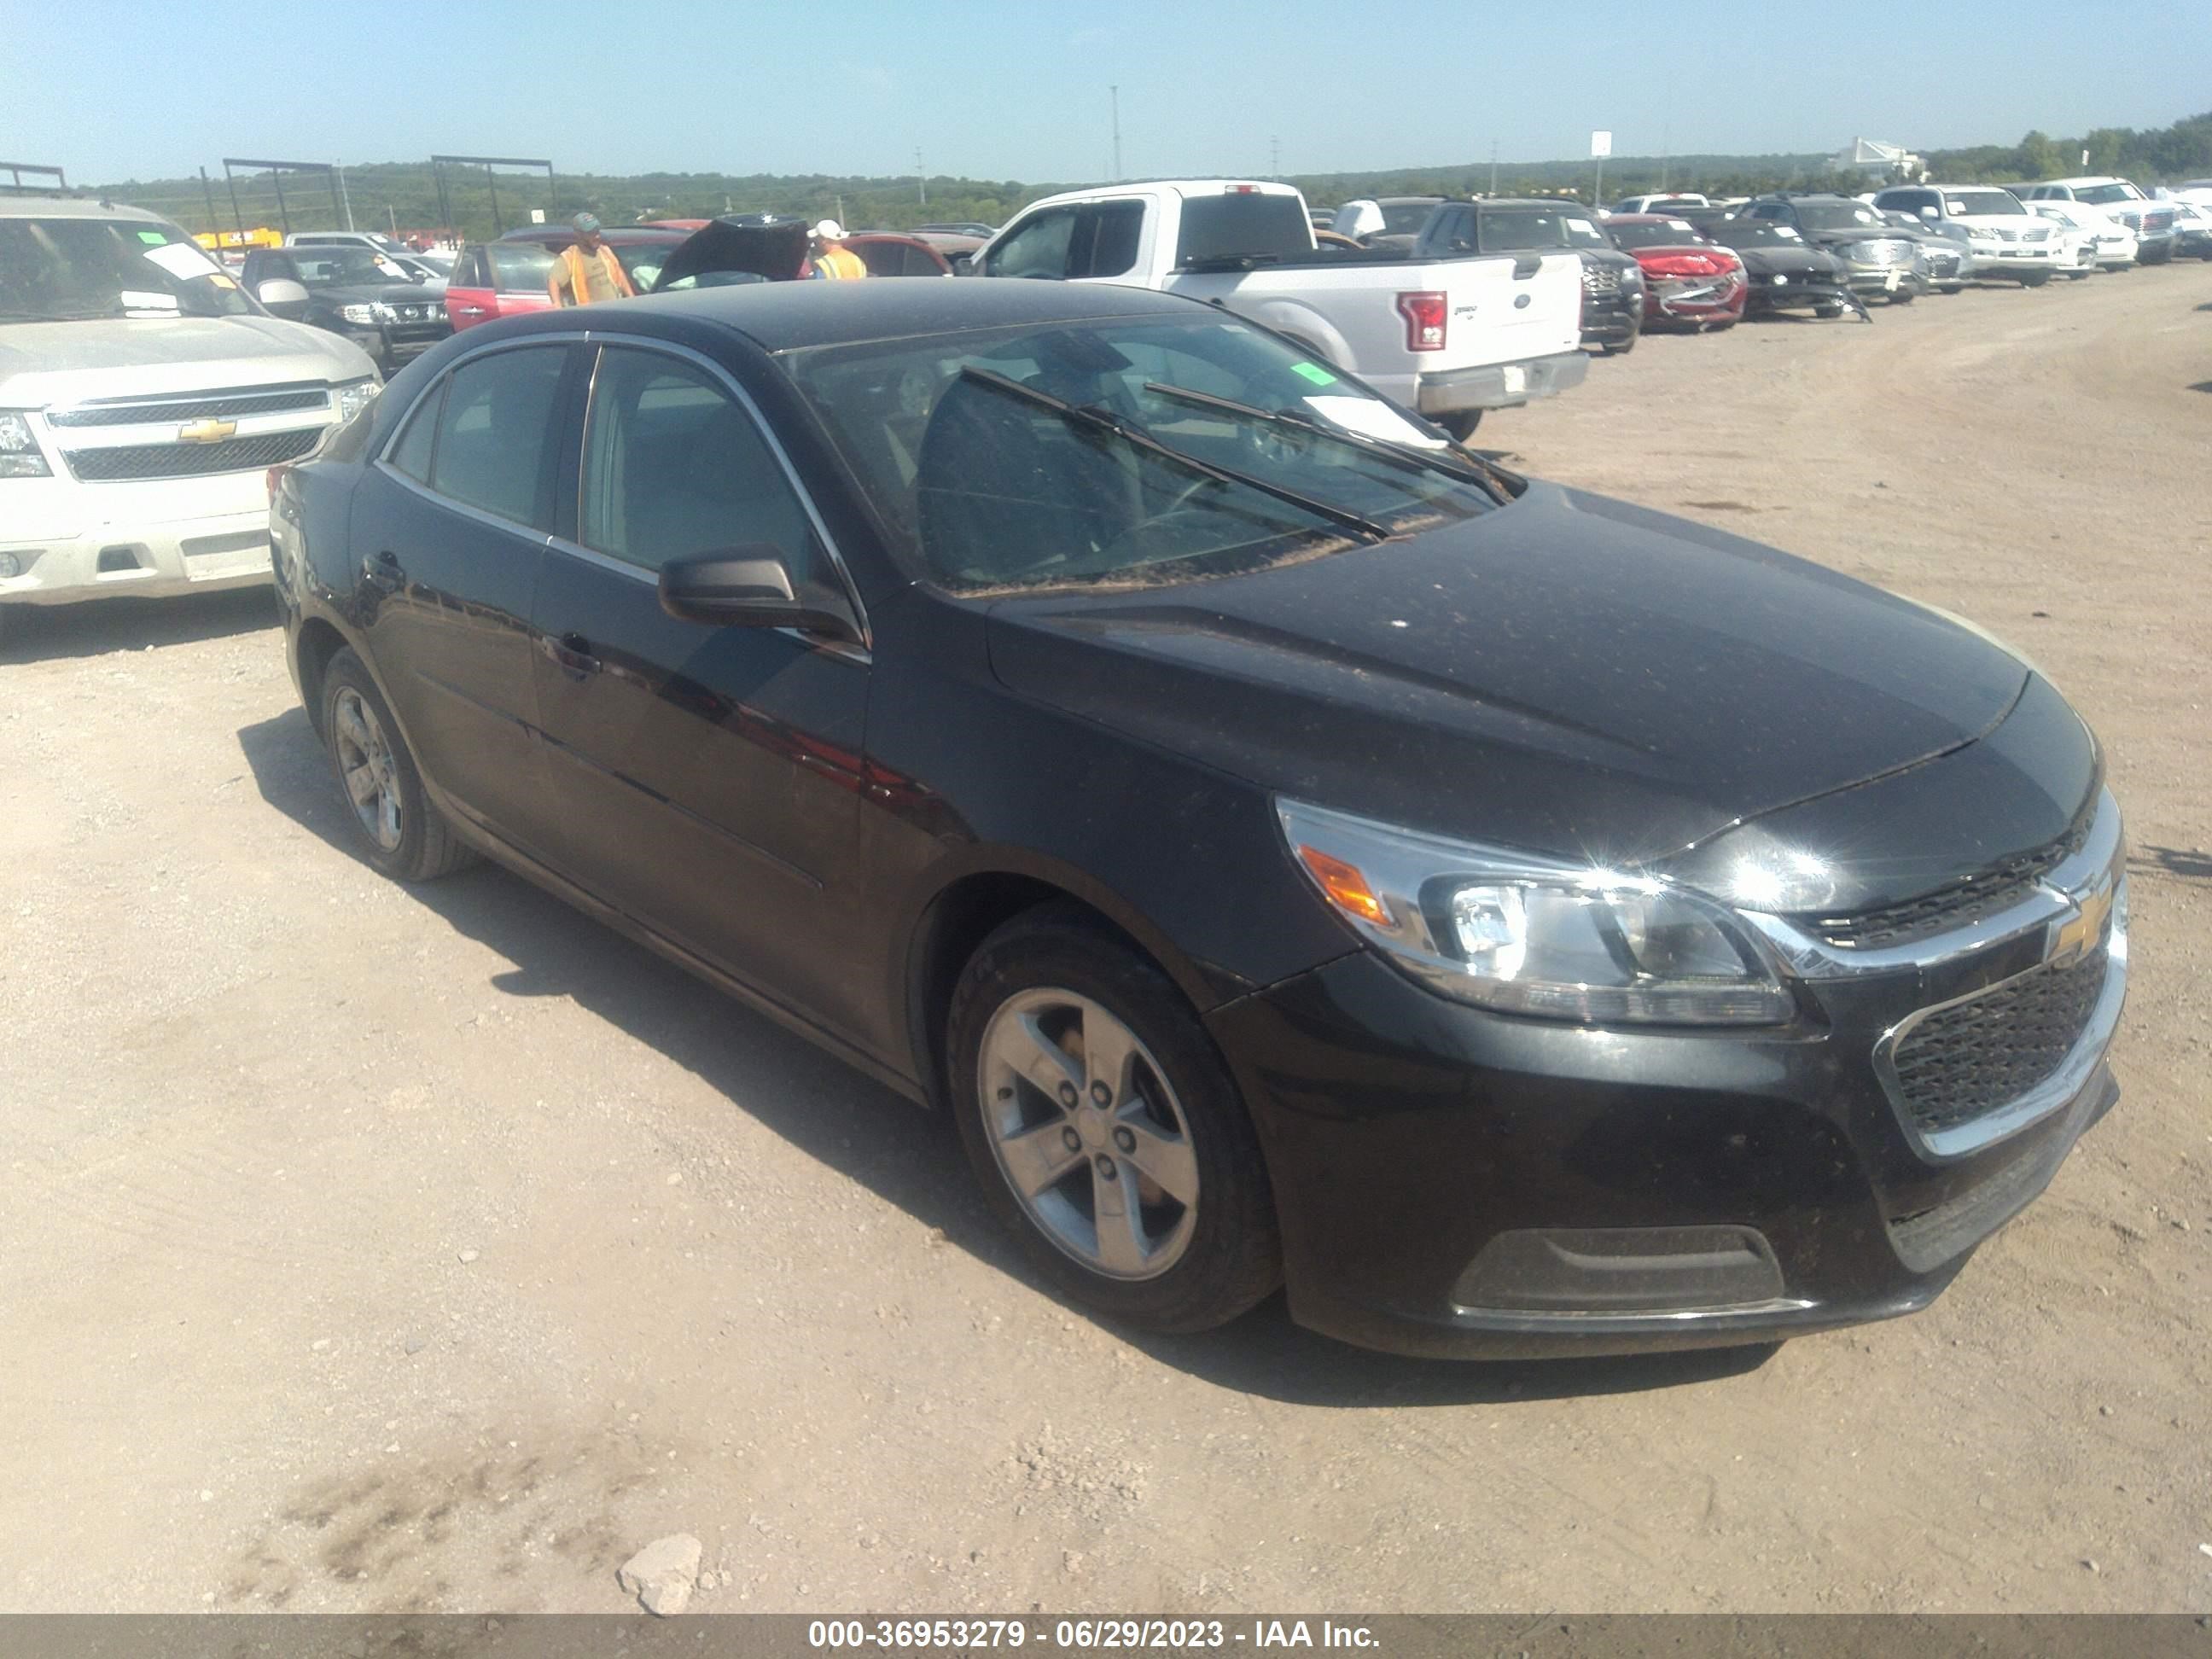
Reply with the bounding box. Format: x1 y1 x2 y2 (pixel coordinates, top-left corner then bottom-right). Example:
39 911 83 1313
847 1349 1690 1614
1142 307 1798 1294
8 0 2209 186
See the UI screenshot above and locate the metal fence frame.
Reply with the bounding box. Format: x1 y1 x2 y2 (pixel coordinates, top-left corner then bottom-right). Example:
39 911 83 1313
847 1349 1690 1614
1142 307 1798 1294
430 155 555 239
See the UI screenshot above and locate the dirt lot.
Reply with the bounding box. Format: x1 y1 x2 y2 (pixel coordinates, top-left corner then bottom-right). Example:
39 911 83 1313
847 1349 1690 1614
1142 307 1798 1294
3 265 2209 1616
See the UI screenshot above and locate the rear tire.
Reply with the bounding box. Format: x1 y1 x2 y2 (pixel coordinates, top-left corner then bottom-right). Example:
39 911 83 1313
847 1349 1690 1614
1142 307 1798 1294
946 905 1282 1334
2018 271 2052 287
320 648 477 882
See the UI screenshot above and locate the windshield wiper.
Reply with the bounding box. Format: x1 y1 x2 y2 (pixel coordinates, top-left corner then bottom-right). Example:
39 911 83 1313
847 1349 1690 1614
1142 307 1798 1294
1140 381 1516 498
957 367 1390 542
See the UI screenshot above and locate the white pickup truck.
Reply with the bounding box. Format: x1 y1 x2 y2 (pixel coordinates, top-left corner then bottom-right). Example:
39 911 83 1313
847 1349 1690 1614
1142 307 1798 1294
966 180 1586 439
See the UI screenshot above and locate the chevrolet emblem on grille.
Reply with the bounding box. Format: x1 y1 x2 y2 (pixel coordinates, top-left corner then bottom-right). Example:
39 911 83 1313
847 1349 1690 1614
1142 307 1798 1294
178 417 237 444
2048 876 2116 967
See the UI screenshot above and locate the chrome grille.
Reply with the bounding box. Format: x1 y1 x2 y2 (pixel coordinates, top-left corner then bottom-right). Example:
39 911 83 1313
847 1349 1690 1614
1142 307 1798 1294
46 383 331 428
1581 264 1621 294
1889 952 2110 1138
67 428 320 482
1804 815 2094 951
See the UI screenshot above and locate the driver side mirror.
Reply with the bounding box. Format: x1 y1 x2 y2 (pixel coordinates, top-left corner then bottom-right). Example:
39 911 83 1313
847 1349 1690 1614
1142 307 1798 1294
657 546 863 643
255 277 311 320
1918 205 1939 220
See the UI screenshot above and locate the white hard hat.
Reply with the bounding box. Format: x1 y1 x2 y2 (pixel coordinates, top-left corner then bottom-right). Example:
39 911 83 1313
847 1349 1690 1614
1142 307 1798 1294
812 219 847 241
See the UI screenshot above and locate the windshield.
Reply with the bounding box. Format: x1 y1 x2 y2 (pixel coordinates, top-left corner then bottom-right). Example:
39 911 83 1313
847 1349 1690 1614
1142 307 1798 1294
1608 220 1701 249
2074 183 2142 204
783 314 1504 593
0 216 255 322
1943 190 2025 217
1791 202 1884 230
1378 202 1439 236
294 247 410 286
1474 208 1578 251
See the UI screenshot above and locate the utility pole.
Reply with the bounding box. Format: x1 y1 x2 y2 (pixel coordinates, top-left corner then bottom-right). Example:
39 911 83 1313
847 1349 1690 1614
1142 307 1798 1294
917 147 927 207
387 204 398 237
1110 85 1122 182
1660 125 1670 192
337 161 354 230
1270 136 1280 178
1489 140 1498 196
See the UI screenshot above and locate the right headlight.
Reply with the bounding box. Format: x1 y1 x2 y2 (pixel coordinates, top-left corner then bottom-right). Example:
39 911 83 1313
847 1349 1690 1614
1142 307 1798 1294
338 304 381 326
0 410 52 478
1278 798 1794 1027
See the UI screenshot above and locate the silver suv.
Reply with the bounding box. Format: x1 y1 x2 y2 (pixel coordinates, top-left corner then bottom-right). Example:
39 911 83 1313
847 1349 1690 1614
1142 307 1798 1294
1 192 378 638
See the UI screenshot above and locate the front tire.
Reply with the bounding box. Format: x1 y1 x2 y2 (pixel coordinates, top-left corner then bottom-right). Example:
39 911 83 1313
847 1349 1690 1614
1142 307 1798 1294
2018 271 2052 287
1435 409 1482 443
321 648 476 882
947 905 1282 1333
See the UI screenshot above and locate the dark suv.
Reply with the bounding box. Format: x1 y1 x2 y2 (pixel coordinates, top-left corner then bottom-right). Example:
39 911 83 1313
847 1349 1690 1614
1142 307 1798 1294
1415 199 1644 354
241 245 451 374
1737 195 1928 302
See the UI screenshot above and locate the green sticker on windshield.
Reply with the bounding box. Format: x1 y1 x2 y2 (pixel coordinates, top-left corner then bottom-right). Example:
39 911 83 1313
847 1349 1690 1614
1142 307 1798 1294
1291 361 1338 386
137 230 168 244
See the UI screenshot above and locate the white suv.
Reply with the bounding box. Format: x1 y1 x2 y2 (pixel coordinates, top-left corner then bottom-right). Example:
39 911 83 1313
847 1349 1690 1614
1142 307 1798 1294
1 194 378 638
1868 184 2065 285
2019 178 2178 264
2025 201 2138 271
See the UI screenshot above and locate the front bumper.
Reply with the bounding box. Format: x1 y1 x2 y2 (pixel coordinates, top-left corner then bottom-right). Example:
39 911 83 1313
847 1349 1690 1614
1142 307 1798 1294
0 471 278 608
1960 243 2063 275
1579 290 1641 347
1209 824 2128 1359
1415 350 1589 415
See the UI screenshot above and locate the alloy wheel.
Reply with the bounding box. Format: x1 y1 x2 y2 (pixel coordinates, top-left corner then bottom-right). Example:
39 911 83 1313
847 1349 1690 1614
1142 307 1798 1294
977 988 1199 1280
333 687 404 852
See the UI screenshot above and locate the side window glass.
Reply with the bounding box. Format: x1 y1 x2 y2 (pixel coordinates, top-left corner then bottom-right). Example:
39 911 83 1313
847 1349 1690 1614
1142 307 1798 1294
579 348 819 576
986 210 1075 278
428 346 568 529
388 377 445 482
1081 202 1144 277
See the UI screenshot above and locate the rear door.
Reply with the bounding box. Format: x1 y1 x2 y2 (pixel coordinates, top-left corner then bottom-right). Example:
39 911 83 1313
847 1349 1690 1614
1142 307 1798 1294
528 340 874 1041
350 340 579 855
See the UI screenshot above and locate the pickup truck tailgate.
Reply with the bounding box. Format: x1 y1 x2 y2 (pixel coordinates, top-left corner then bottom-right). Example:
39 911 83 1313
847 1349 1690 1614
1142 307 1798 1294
1447 251 1582 368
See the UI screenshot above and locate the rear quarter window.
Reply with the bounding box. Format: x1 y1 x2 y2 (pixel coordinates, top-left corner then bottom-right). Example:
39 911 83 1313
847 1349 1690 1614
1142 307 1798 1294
1174 194 1313 266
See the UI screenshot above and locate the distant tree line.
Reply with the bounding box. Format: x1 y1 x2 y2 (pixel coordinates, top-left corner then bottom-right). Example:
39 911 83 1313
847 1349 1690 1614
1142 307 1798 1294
90 109 2212 242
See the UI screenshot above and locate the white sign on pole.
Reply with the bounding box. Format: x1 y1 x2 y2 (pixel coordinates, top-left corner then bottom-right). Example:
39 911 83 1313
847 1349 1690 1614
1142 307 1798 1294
1591 131 1614 159
530 208 546 224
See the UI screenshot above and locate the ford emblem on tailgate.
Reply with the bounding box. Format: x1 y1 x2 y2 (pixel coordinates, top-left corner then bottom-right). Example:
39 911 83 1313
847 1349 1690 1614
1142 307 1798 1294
1513 294 1530 309
178 418 237 444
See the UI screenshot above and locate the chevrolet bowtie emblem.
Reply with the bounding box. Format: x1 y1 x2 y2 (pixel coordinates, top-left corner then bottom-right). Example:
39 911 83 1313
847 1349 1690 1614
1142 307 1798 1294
2049 879 2115 967
178 417 237 444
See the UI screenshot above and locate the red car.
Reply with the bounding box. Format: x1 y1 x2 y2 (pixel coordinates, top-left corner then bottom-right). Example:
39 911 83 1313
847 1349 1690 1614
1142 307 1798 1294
444 227 692 331
1604 214 1747 331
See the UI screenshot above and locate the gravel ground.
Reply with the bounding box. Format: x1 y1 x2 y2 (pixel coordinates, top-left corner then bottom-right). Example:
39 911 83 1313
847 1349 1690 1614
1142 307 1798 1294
2 264 2208 1616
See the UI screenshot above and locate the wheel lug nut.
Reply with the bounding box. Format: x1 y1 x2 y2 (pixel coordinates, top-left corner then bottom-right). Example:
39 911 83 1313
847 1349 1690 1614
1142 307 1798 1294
1062 1127 1081 1153
1095 1155 1117 1180
1114 1127 1136 1154
1090 1081 1111 1107
1057 1083 1078 1108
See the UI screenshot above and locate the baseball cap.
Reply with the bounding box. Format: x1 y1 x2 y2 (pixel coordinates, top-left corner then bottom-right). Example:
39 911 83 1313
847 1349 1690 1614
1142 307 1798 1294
812 219 847 241
572 212 602 235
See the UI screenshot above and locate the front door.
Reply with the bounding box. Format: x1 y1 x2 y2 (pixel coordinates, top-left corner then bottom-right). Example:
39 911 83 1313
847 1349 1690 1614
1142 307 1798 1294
351 340 577 856
528 341 874 1044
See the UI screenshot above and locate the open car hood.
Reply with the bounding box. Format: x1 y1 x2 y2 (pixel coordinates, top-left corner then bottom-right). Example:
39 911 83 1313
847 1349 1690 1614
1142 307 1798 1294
649 221 810 291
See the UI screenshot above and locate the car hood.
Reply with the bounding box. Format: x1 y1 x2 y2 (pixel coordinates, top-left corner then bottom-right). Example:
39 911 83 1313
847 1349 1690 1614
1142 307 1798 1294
1730 245 1846 276
649 220 810 290
983 484 2030 868
0 315 375 405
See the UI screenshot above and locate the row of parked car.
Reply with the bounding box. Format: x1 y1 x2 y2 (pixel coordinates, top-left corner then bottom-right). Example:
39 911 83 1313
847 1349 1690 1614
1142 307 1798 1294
1318 174 2212 352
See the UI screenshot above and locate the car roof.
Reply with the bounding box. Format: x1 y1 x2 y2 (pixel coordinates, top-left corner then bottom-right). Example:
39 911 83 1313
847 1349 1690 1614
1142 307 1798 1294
1605 213 1696 224
546 276 1213 353
0 193 166 222
1476 198 1592 211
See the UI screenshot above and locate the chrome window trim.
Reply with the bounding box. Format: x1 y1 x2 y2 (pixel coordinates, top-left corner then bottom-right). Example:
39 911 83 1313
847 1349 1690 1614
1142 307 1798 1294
373 459 556 552
570 331 874 652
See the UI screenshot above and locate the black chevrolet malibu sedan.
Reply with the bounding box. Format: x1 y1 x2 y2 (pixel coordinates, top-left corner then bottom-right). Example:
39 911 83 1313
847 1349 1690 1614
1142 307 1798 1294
268 282 2127 1359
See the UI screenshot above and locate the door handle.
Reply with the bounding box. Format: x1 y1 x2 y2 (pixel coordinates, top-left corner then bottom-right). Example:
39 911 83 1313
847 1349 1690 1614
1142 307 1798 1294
456 305 487 317
542 631 602 678
364 549 403 592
